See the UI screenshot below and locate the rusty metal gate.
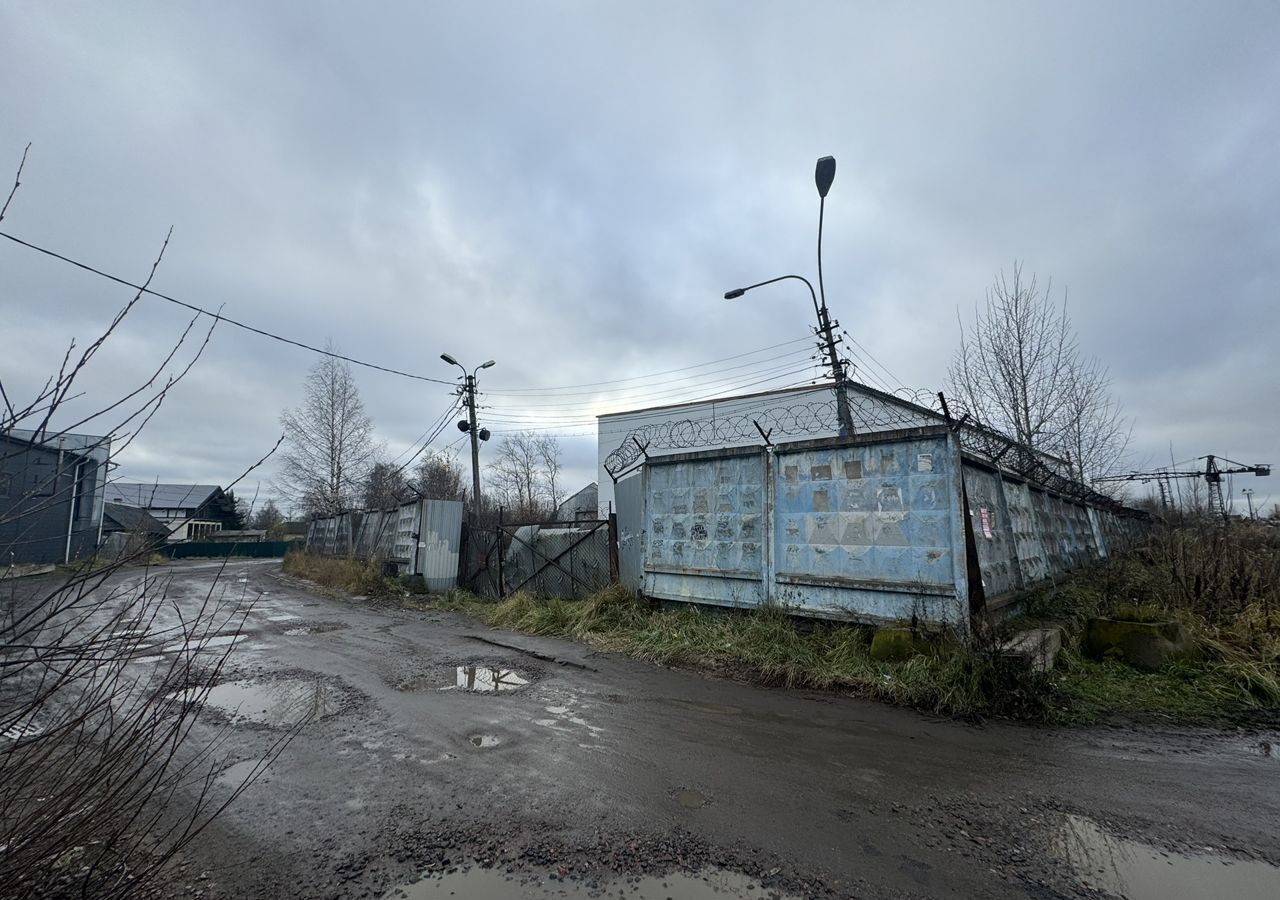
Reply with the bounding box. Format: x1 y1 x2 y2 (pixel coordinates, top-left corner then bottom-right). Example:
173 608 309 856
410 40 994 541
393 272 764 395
459 521 503 598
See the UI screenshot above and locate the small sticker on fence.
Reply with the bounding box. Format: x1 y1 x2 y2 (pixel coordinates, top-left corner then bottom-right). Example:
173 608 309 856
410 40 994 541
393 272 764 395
917 453 933 473
980 507 993 540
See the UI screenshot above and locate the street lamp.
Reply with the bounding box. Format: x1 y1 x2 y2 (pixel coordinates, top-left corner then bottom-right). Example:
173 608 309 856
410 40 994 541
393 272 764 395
1242 487 1256 519
723 156 854 437
440 354 496 515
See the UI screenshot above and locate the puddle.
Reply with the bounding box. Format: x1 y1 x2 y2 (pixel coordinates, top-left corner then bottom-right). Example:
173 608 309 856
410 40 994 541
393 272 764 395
1056 814 1280 900
189 678 338 726
382 867 797 899
455 666 528 693
161 633 245 653
216 758 267 787
675 789 708 809
469 734 501 748
2 715 46 742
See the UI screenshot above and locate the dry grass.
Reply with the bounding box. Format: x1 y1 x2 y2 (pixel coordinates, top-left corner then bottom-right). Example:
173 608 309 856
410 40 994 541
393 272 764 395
281 551 398 598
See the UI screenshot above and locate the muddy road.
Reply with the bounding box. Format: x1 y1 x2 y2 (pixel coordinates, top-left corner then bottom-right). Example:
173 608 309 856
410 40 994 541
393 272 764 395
115 560 1278 899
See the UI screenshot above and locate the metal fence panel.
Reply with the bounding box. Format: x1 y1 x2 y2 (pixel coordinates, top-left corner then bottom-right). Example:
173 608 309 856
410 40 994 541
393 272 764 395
418 500 463 591
613 469 646 591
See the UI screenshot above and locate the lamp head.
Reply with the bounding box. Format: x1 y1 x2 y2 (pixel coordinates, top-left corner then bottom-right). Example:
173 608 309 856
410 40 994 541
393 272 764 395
815 156 836 198
480 359 496 369
440 353 458 366
724 288 746 300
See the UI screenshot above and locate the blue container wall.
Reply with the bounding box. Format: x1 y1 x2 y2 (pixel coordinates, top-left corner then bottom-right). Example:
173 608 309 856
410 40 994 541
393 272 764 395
641 432 970 628
772 434 967 625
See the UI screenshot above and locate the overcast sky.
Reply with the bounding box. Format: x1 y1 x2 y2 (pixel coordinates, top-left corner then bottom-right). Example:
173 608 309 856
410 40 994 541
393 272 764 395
2 1 1277 514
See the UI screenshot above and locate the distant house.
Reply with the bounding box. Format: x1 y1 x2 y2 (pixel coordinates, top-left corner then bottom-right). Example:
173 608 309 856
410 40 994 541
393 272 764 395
206 529 266 543
101 502 169 558
554 482 599 522
104 483 238 542
1 428 112 565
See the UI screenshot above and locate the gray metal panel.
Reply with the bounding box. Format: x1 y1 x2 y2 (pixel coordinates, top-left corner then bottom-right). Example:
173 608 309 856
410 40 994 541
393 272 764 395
959 463 1023 598
417 499 463 591
613 470 645 591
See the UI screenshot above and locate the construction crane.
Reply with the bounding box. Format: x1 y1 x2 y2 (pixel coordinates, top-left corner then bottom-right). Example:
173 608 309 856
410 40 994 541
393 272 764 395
1094 455 1271 518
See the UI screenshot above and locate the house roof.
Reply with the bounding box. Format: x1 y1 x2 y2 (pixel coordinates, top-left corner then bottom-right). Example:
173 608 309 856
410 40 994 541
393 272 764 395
105 483 221 509
103 502 169 536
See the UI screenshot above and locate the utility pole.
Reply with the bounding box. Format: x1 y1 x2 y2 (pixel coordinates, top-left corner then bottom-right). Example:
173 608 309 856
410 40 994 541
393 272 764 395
440 354 495 517
463 372 481 516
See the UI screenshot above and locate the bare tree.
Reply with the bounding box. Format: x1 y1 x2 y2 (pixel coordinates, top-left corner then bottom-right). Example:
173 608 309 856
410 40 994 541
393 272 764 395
412 451 465 502
276 346 378 517
1055 355 1131 484
948 263 1076 450
362 460 409 509
949 262 1130 483
537 433 563 512
485 433 564 519
1 146 292 898
248 498 285 535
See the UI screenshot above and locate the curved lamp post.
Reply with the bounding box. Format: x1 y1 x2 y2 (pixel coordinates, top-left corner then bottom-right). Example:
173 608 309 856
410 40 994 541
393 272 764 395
724 156 853 437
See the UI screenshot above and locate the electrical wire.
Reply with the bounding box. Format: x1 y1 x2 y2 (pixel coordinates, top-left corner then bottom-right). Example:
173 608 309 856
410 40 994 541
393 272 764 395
483 353 818 413
481 336 815 394
0 229 456 385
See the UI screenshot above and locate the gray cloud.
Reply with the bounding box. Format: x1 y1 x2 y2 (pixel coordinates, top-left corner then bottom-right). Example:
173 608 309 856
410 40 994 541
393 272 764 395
2 1 1277 513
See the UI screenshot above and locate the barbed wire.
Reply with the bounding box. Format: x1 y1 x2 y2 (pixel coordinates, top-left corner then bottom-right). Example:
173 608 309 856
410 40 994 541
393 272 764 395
603 382 1139 516
603 392 937 478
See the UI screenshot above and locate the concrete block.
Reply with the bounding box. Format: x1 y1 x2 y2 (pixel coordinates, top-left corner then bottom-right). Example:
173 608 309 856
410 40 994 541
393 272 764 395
1084 617 1196 672
1000 626 1064 673
870 627 918 662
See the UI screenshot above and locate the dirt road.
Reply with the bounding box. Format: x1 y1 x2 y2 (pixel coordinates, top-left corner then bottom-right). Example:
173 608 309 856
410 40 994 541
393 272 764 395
126 560 1278 899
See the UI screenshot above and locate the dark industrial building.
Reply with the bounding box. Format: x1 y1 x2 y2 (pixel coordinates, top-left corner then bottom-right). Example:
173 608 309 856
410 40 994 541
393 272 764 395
1 428 112 566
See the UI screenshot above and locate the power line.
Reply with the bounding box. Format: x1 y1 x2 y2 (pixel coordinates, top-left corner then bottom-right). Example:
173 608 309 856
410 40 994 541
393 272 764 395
482 335 815 394
484 354 818 413
486 366 826 432
0 229 456 385
388 397 461 466
481 345 815 401
483 363 820 427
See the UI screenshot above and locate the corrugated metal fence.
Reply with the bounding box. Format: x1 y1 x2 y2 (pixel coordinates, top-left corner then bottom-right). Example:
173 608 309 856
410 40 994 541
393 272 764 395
305 499 463 591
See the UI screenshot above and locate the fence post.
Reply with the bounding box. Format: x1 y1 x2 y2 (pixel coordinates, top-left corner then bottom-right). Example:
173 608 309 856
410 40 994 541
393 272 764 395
607 513 620 584
496 506 505 599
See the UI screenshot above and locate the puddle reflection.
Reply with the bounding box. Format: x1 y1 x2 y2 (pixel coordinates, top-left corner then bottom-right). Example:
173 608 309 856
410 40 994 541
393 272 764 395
455 666 528 693
193 678 336 726
1055 813 1279 900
